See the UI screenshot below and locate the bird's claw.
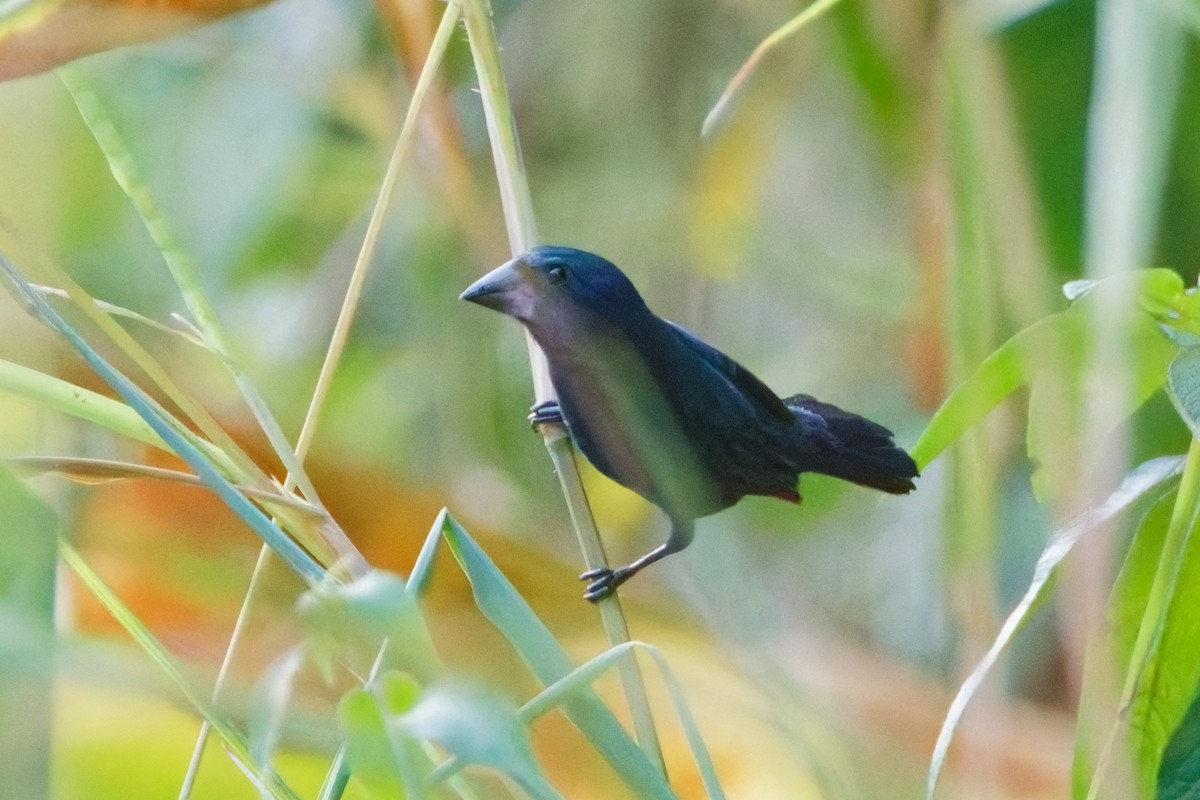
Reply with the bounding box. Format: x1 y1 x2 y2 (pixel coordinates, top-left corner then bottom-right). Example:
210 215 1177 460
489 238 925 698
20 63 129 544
580 566 625 603
528 400 564 429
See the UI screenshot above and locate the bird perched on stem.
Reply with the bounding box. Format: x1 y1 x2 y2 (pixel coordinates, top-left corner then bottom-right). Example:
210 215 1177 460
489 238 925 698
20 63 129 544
461 246 918 602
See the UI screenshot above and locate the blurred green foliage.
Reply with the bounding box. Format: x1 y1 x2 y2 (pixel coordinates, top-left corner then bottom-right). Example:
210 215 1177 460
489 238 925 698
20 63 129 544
3 0 1200 797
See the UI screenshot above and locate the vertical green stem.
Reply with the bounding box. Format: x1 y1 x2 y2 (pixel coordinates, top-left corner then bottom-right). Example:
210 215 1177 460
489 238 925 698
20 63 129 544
1120 437 1200 708
942 6 1000 664
459 0 666 775
1078 0 1186 794
1085 441 1200 800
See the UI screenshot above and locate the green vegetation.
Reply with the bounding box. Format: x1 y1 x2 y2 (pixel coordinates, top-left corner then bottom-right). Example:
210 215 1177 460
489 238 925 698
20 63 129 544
1 0 1199 797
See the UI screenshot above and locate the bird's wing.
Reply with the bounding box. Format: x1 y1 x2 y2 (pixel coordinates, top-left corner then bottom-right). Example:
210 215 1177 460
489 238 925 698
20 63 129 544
664 320 794 424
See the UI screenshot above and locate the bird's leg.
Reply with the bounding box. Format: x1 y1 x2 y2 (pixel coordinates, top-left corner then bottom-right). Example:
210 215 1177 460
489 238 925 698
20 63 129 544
580 519 695 603
528 399 564 429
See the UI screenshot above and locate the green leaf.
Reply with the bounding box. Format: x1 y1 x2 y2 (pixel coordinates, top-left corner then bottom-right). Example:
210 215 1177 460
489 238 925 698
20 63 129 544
378 672 423 716
337 688 413 800
1157 689 1200 798
912 271 1182 480
1074 437 1200 798
0 357 165 451
911 312 1064 470
1124 468 1200 794
1027 307 1177 500
298 570 440 683
1168 346 1200 436
1072 495 1175 797
403 685 563 800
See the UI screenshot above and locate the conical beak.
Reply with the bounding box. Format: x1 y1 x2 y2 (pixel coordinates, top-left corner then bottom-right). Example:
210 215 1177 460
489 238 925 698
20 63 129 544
460 257 533 316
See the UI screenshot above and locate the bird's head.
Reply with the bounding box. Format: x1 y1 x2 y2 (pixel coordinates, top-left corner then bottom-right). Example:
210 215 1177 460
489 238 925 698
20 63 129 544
460 246 647 327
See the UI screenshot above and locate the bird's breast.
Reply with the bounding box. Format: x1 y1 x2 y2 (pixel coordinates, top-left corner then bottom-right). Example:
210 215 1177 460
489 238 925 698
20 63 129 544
543 331 727 519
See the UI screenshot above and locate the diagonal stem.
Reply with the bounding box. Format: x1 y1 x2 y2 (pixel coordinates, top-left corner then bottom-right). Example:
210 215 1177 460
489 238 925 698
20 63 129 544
180 6 465 797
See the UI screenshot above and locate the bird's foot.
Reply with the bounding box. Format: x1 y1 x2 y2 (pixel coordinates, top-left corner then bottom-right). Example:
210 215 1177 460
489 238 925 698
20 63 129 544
580 566 631 603
528 400 564 429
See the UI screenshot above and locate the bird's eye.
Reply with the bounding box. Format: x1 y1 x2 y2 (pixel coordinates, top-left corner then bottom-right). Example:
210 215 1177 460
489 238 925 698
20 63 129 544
547 265 567 284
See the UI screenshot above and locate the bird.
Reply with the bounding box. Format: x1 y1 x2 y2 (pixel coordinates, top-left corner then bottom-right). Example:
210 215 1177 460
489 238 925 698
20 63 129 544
461 246 918 602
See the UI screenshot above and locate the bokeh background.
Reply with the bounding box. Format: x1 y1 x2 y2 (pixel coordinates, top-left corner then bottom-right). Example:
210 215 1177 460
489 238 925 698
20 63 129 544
1 0 1198 797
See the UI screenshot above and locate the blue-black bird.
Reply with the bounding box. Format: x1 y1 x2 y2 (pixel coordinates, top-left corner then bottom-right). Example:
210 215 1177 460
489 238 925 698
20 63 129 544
461 246 918 601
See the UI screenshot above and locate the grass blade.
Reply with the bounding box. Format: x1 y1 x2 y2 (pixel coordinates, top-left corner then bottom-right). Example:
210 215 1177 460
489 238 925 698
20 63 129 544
440 512 677 799
517 641 725 800
8 456 324 516
59 540 301 800
702 0 847 137
0 250 326 583
32 283 207 347
926 455 1185 799
186 5 462 790
0 357 165 450
57 66 341 542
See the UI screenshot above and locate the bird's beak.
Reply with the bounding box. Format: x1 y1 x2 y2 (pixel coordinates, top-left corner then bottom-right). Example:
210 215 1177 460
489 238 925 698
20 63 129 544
460 256 535 317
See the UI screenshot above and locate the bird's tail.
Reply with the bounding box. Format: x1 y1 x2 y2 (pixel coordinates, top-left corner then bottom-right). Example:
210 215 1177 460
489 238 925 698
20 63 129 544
784 394 918 495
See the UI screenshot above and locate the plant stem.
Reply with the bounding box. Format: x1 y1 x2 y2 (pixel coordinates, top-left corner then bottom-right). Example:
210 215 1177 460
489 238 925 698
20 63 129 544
1084 436 1200 798
460 0 666 775
1120 436 1200 709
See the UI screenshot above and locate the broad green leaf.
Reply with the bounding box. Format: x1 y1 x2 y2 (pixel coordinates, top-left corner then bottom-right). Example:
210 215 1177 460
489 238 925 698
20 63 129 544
1124 468 1200 795
298 570 440 683
911 312 1064 470
1072 494 1175 798
378 672 423 716
1157 689 1200 798
323 672 422 800
1168 346 1200 436
913 270 1186 477
337 689 412 800
1027 308 1177 500
403 685 562 800
1074 438 1200 798
927 456 1184 799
